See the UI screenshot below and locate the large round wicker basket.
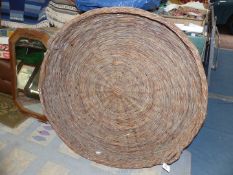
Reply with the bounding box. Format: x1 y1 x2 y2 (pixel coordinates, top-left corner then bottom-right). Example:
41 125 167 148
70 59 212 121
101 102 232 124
39 7 208 168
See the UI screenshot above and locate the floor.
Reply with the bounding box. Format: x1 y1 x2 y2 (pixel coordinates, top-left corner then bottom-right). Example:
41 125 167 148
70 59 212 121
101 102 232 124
0 117 192 175
0 118 127 175
188 98 233 175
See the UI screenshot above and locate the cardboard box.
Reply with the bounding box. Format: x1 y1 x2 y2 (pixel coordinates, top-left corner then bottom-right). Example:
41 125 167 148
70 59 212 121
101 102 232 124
0 37 10 59
0 29 15 60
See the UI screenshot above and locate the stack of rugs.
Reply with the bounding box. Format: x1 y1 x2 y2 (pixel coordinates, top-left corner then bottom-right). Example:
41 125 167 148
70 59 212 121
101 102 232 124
46 0 80 28
1 0 49 28
1 0 208 29
0 0 80 28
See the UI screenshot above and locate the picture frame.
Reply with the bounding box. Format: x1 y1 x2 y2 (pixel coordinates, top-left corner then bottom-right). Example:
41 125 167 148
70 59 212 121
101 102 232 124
17 63 37 91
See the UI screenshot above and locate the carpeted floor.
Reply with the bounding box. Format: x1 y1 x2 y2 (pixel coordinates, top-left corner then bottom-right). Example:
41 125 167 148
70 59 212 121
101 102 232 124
0 93 28 128
0 118 191 175
188 98 233 175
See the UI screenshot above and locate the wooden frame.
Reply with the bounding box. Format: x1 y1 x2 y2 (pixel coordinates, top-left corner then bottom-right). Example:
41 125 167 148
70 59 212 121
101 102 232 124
9 28 48 121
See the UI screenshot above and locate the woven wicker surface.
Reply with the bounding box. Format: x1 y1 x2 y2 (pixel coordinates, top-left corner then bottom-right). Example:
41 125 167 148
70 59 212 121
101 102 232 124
39 8 208 168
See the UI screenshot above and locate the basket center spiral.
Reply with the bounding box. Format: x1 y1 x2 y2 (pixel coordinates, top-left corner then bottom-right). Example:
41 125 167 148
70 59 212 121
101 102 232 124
112 87 122 96
92 62 152 115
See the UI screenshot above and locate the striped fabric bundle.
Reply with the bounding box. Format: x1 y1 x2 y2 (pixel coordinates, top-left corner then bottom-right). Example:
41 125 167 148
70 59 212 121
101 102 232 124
46 0 80 28
1 0 50 28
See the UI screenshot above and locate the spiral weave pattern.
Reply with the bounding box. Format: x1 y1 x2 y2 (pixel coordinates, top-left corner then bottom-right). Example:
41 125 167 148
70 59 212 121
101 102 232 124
39 8 208 168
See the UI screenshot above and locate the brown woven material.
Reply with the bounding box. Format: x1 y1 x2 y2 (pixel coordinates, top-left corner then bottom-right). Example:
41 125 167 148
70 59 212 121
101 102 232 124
39 8 208 168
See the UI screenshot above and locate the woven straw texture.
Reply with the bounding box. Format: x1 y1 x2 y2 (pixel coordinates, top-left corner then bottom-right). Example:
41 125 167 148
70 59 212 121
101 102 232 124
39 8 208 168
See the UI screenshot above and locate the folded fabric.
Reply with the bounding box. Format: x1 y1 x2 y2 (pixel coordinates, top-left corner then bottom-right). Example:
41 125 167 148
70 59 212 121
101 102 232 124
51 0 76 6
46 0 80 28
1 0 50 28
